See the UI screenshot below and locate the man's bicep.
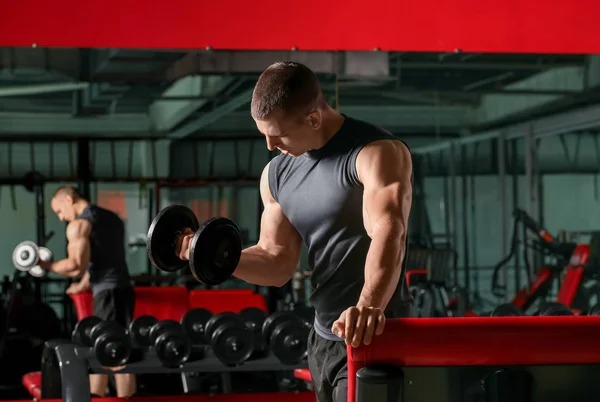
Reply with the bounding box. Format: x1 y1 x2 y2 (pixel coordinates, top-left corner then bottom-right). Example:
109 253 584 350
66 220 92 270
357 140 413 235
257 163 302 259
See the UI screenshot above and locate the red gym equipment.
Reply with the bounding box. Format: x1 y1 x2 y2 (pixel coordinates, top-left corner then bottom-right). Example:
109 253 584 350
491 209 596 314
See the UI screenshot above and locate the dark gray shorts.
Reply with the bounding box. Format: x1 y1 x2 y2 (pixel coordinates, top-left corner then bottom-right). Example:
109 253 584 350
307 328 348 402
92 286 135 328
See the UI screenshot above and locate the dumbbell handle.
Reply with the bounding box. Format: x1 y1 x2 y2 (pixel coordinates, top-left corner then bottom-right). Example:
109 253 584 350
173 229 195 259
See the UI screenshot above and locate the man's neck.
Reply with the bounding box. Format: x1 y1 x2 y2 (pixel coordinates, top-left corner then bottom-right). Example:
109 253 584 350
73 200 89 217
313 109 345 149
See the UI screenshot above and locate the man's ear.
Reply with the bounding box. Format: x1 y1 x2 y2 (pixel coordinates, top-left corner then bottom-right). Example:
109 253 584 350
306 109 322 131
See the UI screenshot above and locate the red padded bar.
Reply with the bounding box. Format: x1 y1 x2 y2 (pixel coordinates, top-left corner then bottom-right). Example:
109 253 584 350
189 289 268 314
70 286 190 321
133 286 190 321
347 316 600 402
294 368 313 382
21 371 41 400
1 0 599 53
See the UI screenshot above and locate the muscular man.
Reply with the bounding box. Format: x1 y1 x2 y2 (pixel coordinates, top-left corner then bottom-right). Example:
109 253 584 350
177 62 413 402
40 185 136 398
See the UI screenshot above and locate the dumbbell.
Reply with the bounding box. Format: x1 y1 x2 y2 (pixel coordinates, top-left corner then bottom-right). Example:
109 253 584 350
538 302 574 316
12 241 54 278
239 307 269 357
292 305 315 329
489 303 524 317
262 311 309 365
129 316 192 367
148 320 192 367
204 312 254 366
72 316 132 367
146 205 243 285
181 308 214 346
129 315 159 348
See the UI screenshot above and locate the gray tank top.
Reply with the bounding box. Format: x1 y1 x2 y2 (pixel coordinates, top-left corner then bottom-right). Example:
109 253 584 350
268 115 413 341
76 205 132 294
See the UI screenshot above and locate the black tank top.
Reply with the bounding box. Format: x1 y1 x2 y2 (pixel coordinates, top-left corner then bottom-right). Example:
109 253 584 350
268 115 413 341
76 204 131 294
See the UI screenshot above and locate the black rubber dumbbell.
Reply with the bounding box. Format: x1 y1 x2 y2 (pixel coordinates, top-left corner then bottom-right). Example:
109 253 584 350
262 311 309 365
129 315 159 348
489 303 524 317
292 305 315 329
239 307 268 358
181 308 214 346
148 320 192 367
146 205 243 285
72 316 132 367
205 312 254 366
538 302 574 316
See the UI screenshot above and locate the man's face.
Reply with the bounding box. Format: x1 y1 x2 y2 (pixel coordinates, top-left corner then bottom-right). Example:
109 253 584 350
51 195 76 222
255 109 322 157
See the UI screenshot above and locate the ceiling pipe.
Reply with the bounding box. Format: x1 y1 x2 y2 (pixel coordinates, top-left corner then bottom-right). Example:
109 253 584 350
0 82 89 97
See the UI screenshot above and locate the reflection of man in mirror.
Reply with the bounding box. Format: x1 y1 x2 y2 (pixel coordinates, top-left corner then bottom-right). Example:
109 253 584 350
43 185 136 398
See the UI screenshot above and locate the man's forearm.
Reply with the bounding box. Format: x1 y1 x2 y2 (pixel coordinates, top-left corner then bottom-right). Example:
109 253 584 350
78 270 91 287
358 221 406 310
233 245 295 287
48 259 82 278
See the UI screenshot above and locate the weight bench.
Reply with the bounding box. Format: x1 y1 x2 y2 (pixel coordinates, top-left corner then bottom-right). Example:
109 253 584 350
347 316 600 402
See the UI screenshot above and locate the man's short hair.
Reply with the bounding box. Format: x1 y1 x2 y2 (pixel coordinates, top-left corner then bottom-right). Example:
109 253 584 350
52 185 84 201
251 62 325 120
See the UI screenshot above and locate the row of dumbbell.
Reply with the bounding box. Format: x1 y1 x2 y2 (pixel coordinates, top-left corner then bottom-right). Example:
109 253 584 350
72 307 312 368
490 301 600 316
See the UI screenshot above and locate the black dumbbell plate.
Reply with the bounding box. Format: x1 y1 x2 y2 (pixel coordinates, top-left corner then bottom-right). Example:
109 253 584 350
147 205 200 272
181 308 213 345
189 217 242 285
72 316 102 347
129 315 159 347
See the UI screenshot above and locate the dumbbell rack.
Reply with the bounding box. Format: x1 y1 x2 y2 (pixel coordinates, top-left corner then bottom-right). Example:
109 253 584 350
52 342 308 402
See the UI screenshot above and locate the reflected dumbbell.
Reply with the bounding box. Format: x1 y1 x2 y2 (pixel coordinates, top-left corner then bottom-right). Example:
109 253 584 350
239 307 268 358
129 316 193 367
262 311 309 365
12 241 54 278
205 312 254 366
129 315 159 348
72 316 131 367
152 320 192 367
181 308 214 347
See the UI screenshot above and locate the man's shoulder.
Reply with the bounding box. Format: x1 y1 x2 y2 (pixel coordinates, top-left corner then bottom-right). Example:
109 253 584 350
346 116 394 137
345 116 408 150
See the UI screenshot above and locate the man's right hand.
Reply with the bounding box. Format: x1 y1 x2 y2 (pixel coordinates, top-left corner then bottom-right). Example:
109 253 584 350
65 281 90 294
175 228 195 261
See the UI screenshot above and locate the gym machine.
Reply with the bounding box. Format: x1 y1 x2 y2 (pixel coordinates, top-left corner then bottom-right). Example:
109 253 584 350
404 248 470 318
491 208 576 311
490 209 600 316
